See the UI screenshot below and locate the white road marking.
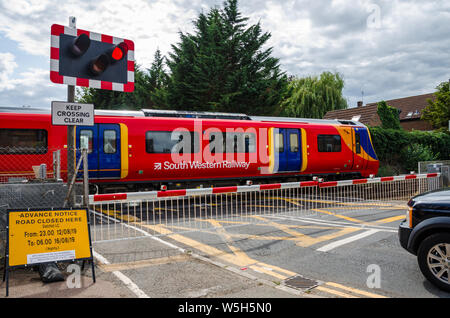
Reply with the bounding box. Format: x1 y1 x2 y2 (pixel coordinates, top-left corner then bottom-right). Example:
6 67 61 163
93 251 150 298
266 215 397 232
316 229 380 252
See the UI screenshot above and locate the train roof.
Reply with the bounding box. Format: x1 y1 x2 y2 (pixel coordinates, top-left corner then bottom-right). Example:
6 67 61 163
0 106 366 127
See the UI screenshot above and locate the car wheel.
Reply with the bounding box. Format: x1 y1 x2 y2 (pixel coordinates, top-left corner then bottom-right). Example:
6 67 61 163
417 233 450 292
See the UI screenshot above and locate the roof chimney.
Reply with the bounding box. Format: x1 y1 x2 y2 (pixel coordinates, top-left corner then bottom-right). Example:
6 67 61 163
357 101 363 108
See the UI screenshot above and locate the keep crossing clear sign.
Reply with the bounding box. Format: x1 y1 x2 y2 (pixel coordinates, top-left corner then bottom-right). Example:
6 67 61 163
51 101 94 126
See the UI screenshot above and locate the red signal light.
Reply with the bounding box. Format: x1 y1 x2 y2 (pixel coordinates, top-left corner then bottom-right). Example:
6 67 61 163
108 42 128 63
112 47 123 61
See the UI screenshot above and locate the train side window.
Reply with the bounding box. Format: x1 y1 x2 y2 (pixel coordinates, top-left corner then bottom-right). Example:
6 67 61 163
146 131 199 154
103 130 117 154
317 134 341 152
0 129 47 154
275 133 284 153
80 130 93 154
209 132 256 153
289 133 299 152
244 134 256 153
355 133 361 154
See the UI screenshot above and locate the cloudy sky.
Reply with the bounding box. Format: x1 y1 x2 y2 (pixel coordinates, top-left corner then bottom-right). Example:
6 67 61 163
0 0 449 111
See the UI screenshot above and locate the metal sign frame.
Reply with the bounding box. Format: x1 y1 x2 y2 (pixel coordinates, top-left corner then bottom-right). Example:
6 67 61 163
2 207 96 297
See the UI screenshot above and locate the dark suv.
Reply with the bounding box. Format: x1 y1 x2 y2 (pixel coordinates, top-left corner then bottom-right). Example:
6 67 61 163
399 188 450 292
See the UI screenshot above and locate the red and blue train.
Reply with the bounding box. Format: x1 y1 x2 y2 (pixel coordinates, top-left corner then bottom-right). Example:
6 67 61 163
0 107 379 192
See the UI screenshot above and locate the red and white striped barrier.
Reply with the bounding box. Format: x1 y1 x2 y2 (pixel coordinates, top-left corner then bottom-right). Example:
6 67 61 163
89 173 440 204
318 173 439 188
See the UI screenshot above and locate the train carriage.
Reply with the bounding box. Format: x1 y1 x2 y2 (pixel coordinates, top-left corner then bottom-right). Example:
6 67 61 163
0 107 379 192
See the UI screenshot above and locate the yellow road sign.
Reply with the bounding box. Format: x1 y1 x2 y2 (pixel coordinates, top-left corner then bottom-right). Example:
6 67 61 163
7 209 92 267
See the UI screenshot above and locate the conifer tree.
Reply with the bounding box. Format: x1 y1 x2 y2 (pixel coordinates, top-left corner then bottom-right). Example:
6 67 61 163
166 0 287 115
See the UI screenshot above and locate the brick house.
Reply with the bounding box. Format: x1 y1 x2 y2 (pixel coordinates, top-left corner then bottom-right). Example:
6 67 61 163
323 93 436 131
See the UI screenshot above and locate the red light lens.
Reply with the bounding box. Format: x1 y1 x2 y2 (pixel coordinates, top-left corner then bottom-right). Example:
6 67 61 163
112 47 123 61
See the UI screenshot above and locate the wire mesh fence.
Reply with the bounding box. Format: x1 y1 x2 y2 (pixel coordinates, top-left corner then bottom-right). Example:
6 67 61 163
418 160 450 187
0 147 86 261
0 147 68 184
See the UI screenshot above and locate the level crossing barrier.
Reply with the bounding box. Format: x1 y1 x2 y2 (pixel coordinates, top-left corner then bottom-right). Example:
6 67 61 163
87 173 442 243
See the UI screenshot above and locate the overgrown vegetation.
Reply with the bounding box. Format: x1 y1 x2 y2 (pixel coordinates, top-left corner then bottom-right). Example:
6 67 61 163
280 72 348 118
421 81 450 131
377 101 401 130
369 127 450 175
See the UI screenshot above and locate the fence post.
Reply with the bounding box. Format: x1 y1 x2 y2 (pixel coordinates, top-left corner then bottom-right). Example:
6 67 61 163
53 150 61 181
82 149 89 208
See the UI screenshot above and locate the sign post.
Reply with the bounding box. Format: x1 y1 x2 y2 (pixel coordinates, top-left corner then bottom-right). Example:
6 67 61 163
67 17 77 207
3 208 95 296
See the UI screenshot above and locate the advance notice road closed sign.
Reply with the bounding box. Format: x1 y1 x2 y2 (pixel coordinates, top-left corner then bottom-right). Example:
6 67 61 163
51 101 94 126
4 208 95 296
6 208 93 267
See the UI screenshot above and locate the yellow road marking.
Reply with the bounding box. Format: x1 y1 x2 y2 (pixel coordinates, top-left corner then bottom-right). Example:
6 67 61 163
315 286 358 298
374 215 405 224
286 197 403 208
249 215 360 248
141 223 385 298
312 208 367 224
325 282 387 298
95 208 141 222
98 254 190 272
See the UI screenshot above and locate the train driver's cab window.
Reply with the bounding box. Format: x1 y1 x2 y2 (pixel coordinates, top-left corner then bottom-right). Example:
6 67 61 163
0 129 47 154
146 131 199 154
103 130 117 154
355 133 361 154
317 134 341 152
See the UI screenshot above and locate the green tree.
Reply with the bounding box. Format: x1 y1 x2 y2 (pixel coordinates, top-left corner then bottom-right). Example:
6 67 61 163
147 48 169 109
280 72 348 118
77 50 170 110
76 63 151 110
165 0 287 115
377 100 401 130
422 81 450 131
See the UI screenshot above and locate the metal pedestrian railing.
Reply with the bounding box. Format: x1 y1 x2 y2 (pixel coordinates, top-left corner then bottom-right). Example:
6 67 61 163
87 173 443 243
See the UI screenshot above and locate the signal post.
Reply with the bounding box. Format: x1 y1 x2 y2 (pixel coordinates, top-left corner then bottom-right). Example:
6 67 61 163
49 17 135 206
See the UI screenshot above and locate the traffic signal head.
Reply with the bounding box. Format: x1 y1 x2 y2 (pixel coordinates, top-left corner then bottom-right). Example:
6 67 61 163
50 24 135 92
71 33 91 56
89 42 128 75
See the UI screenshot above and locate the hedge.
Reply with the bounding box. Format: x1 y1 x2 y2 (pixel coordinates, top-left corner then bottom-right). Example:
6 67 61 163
369 127 450 175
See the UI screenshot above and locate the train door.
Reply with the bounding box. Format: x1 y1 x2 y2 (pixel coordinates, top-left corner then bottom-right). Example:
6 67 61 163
76 123 121 179
286 129 301 171
275 128 302 173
